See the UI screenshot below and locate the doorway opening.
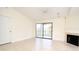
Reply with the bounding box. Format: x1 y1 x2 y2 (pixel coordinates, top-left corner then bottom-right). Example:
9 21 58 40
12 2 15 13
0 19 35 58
36 22 53 39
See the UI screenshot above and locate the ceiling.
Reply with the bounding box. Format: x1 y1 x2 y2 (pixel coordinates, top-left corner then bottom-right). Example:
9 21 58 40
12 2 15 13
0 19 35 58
0 7 79 20
13 7 74 20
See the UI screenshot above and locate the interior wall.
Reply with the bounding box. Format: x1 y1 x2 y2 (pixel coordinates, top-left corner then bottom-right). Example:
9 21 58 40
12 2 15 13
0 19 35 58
0 8 35 42
66 16 79 33
66 8 79 34
35 17 66 41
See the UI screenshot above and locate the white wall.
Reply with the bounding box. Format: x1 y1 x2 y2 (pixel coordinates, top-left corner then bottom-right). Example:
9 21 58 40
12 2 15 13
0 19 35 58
66 8 79 34
66 16 79 33
35 17 66 41
0 8 35 42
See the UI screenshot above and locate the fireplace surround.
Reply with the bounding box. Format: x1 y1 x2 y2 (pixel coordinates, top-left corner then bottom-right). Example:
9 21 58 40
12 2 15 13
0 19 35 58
67 33 79 46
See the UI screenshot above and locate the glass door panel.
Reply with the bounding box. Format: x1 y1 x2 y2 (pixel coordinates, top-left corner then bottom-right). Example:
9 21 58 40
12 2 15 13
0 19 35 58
44 23 52 38
36 24 43 38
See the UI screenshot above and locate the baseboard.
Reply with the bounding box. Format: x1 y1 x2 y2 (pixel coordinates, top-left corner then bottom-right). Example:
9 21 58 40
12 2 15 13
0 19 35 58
0 42 11 46
11 37 35 43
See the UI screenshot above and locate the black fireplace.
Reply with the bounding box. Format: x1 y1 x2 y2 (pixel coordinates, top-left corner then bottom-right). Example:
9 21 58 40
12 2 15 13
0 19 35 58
67 34 79 46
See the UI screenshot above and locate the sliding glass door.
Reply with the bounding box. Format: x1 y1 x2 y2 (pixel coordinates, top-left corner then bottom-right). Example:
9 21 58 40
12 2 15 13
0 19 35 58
36 24 43 38
36 23 52 39
44 23 52 38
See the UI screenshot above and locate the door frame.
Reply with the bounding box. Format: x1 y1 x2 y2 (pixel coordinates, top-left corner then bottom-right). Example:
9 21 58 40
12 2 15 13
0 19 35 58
35 22 53 40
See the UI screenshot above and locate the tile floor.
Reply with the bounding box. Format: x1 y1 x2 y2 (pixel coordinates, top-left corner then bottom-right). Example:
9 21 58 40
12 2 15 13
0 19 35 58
0 38 79 51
